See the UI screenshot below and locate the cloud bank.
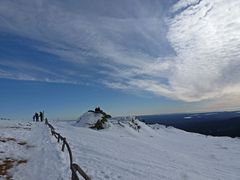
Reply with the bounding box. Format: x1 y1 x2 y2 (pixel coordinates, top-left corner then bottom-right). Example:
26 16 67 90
0 0 240 104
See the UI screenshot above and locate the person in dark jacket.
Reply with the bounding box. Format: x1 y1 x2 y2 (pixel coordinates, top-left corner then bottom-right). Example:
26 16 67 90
35 112 39 122
33 113 36 121
39 111 44 122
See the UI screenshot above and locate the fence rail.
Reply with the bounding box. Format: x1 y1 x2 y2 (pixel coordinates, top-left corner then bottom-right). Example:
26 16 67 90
45 118 91 180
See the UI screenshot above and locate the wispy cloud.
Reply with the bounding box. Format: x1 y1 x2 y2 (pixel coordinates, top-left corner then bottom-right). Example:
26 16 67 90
0 0 240 106
166 0 240 101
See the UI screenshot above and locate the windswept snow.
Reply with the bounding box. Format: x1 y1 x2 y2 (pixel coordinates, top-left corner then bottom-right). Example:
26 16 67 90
74 112 104 127
0 121 70 180
1 115 240 180
53 116 240 180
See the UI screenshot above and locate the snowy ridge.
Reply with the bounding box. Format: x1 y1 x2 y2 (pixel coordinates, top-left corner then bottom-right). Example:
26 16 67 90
1 113 240 179
53 113 240 180
74 112 104 127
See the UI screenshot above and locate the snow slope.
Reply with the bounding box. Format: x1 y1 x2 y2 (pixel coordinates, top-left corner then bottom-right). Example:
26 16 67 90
74 112 104 127
1 116 240 180
0 121 70 180
53 116 240 180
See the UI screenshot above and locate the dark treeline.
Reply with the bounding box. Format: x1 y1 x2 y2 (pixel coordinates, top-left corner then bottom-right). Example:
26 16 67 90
138 111 240 138
167 117 240 138
0 117 10 120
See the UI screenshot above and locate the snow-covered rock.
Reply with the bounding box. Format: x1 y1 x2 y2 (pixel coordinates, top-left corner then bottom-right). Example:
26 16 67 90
110 116 142 132
74 108 112 129
74 111 104 127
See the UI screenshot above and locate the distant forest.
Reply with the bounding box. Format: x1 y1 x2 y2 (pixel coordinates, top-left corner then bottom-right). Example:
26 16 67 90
0 117 10 120
167 117 240 138
139 111 240 138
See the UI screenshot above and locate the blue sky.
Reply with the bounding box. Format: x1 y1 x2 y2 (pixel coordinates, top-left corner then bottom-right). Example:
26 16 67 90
0 0 240 120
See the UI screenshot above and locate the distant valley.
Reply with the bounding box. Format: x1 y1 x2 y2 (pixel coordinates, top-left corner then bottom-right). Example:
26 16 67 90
138 111 240 138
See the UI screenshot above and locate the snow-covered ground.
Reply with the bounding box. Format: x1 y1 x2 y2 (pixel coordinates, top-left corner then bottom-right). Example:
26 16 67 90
74 111 104 127
1 112 240 180
0 121 70 180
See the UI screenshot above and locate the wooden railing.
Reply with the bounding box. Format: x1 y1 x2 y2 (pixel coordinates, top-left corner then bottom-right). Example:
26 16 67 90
45 118 91 180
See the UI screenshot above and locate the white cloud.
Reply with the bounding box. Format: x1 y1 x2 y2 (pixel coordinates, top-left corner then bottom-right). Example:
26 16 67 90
166 0 240 101
171 0 201 13
103 0 240 103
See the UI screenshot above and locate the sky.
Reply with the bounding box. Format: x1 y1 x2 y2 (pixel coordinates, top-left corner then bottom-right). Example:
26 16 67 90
0 0 240 120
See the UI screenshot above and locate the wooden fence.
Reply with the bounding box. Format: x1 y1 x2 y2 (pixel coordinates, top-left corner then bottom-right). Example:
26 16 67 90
45 118 91 180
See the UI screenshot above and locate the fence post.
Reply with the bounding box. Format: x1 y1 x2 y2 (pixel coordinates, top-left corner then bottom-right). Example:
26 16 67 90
71 166 80 180
57 134 60 143
62 138 66 152
45 118 48 125
45 121 91 180
72 164 91 180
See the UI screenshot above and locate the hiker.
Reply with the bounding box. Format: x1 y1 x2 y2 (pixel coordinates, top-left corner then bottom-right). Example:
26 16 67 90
45 118 48 124
33 113 36 121
39 111 44 122
35 112 39 122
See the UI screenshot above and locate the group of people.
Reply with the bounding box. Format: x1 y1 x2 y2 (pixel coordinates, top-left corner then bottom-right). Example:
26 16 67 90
33 111 44 122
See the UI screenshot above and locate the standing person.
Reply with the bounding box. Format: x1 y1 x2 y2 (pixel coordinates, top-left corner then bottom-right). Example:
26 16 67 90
35 112 39 122
39 111 44 122
45 118 48 125
33 113 36 122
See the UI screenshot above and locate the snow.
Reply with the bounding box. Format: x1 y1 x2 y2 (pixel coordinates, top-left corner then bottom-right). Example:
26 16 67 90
74 112 104 127
1 113 240 180
0 121 70 180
